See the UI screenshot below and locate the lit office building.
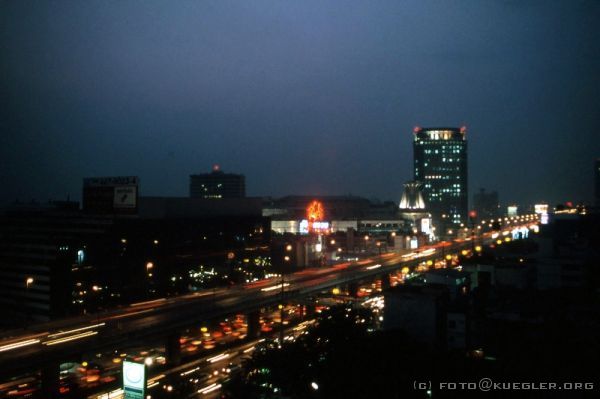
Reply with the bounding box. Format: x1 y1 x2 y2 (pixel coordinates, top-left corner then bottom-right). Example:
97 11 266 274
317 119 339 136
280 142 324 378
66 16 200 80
190 165 246 199
413 127 468 232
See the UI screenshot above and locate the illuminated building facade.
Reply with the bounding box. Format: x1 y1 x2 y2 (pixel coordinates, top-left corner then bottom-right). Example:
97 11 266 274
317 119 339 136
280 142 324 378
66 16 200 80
190 165 246 199
413 127 468 231
399 181 426 211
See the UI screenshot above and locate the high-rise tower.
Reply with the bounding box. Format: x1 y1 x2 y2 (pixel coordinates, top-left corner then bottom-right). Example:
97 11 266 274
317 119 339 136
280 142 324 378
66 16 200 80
413 126 468 232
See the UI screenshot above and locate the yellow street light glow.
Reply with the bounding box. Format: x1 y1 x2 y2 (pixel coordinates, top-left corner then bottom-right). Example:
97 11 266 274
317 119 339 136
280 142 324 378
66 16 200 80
475 246 482 252
285 244 293 251
461 250 468 256
496 239 502 245
332 288 341 295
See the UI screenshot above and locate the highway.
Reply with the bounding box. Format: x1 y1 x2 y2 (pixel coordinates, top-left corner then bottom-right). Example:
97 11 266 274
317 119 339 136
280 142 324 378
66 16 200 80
0 220 539 379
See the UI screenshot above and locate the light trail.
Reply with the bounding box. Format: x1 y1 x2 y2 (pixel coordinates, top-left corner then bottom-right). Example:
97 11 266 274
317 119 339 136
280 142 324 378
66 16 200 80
198 383 222 394
46 322 105 339
261 283 290 292
207 353 229 363
43 330 98 346
0 338 40 352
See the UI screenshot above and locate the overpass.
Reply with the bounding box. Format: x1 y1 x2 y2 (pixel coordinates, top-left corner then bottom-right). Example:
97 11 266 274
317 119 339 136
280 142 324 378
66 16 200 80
0 223 538 395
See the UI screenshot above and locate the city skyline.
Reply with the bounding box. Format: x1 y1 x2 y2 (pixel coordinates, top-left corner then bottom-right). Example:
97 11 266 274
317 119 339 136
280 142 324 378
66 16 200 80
1 2 599 398
2 1 599 207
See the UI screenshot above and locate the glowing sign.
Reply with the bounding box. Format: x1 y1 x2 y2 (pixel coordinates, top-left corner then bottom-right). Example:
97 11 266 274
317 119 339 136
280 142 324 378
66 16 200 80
299 220 329 234
307 201 324 222
299 220 309 234
421 218 431 235
410 237 418 249
534 204 548 214
507 206 518 217
306 200 326 233
511 227 529 240
123 361 146 398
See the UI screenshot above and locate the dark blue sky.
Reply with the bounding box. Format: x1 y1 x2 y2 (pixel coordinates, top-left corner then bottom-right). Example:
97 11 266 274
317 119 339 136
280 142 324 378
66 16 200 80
2 1 599 207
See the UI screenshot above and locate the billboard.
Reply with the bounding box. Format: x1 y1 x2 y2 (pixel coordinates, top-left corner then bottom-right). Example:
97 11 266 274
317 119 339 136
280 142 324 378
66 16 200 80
114 186 137 208
420 218 431 235
123 361 146 399
83 176 139 214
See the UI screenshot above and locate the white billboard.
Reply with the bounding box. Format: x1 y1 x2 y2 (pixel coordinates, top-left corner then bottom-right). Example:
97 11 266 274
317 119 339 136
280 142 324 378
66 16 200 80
114 186 137 208
123 361 146 398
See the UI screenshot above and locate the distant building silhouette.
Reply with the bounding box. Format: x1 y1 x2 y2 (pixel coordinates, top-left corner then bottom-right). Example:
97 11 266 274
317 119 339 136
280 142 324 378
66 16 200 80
190 165 245 199
413 127 468 232
473 188 499 220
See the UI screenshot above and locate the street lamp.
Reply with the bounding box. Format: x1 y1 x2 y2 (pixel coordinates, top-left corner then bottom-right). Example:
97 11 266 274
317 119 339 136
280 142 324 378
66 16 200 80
146 262 153 273
279 254 291 346
26 277 34 288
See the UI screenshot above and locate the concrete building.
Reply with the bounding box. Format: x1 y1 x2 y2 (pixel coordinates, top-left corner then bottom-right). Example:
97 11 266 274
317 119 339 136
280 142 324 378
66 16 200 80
0 201 114 324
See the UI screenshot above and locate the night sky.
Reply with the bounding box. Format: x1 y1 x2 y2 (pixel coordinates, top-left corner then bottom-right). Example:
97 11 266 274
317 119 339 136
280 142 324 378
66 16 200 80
2 1 599 208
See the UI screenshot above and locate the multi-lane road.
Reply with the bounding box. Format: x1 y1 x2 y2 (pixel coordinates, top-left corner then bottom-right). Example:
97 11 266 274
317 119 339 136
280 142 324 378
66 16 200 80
0 221 539 380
